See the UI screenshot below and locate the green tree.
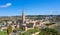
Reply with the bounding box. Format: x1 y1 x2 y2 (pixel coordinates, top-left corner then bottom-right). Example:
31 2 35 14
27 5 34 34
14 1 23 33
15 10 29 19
7 24 12 35
38 28 58 35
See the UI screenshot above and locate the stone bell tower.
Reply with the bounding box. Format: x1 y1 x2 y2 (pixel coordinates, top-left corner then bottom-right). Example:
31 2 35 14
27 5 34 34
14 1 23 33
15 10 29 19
22 9 25 24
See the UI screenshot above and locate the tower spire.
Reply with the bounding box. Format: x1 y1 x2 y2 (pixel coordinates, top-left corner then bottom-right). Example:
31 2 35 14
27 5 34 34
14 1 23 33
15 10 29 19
22 9 25 24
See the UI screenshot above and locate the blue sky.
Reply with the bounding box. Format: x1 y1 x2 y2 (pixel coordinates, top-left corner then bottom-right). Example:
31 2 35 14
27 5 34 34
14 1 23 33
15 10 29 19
0 0 60 16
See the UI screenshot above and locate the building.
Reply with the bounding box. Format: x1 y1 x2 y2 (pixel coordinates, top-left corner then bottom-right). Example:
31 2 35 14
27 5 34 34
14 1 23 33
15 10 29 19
19 10 47 31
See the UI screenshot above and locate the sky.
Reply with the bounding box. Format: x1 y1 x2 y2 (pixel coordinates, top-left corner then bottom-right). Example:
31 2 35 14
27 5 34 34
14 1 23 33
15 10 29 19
0 0 60 16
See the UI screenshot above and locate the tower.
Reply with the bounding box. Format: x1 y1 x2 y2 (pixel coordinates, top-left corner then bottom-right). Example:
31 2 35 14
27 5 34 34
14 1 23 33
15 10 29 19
22 9 25 24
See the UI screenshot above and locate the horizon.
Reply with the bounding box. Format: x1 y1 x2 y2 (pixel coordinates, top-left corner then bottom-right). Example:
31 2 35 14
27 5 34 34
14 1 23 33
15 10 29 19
0 0 60 16
0 13 60 16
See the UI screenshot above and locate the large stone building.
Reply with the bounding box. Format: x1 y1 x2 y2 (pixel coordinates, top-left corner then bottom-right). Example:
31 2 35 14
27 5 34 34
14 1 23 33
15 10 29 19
19 10 50 31
19 10 36 31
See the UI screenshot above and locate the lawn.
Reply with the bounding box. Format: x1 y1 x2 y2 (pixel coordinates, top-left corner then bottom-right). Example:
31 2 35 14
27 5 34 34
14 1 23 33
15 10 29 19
19 28 40 35
0 31 7 35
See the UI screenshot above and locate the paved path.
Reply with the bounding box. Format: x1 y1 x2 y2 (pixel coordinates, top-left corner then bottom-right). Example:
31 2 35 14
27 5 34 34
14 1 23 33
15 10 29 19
12 31 21 35
31 32 40 35
11 30 27 35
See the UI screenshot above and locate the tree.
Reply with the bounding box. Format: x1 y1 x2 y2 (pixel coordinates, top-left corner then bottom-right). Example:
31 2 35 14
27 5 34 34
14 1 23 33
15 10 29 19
38 28 58 35
7 24 12 35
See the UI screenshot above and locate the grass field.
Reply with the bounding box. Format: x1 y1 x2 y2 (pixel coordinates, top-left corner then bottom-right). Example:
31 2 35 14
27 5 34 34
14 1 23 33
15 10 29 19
0 31 7 35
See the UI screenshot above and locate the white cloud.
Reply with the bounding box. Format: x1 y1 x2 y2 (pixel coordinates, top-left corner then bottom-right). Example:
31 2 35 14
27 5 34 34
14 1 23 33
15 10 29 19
0 3 12 8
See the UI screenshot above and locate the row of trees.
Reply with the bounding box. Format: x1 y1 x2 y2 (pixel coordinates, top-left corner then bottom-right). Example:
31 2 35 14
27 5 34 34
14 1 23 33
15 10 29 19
38 28 60 35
